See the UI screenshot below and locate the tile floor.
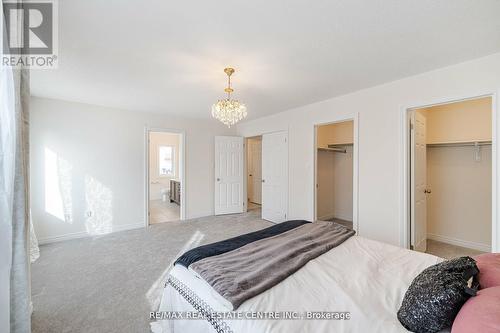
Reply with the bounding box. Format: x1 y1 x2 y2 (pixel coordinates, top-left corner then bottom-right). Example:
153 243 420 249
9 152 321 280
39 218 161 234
149 199 180 224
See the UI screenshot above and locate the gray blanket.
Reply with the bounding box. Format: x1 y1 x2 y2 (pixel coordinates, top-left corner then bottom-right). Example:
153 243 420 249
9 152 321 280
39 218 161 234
190 221 355 309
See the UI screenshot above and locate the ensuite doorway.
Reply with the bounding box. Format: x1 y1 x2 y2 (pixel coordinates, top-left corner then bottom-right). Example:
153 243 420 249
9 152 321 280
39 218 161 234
146 129 185 225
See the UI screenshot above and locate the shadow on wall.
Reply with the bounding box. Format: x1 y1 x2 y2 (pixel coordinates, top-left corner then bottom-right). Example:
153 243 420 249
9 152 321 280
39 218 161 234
43 147 114 236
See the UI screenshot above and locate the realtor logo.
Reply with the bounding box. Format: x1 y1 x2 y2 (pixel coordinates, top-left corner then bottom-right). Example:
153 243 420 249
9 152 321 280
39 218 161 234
2 0 58 68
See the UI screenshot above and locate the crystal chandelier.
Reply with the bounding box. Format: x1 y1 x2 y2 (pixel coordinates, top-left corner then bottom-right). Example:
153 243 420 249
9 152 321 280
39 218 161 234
211 67 247 127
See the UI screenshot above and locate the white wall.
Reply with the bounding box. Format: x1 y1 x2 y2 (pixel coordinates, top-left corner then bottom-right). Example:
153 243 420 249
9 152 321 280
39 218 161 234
317 147 353 221
30 97 234 243
149 132 180 200
316 121 354 221
421 97 492 144
237 52 500 249
427 146 492 250
317 121 354 148
316 150 335 219
420 98 493 251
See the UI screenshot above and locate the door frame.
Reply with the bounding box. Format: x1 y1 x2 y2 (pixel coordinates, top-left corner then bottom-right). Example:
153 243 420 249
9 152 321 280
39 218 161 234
244 130 289 218
400 92 499 251
245 136 263 206
144 127 186 226
313 113 360 233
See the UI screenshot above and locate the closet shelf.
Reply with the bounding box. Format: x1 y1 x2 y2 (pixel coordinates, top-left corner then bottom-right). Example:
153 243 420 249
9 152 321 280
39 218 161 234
426 140 492 148
328 143 353 147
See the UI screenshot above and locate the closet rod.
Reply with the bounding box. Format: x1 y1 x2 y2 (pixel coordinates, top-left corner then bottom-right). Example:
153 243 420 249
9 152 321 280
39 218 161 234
426 140 492 148
328 143 353 148
318 147 347 153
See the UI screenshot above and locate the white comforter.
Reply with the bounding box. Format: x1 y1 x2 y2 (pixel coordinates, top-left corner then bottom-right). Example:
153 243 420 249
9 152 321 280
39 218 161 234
151 236 442 333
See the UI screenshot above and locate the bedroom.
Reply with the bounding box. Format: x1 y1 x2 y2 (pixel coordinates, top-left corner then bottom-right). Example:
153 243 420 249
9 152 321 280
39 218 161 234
1 1 500 333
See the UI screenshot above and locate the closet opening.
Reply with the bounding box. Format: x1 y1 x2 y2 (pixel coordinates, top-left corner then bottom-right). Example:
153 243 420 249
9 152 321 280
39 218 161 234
408 96 493 258
246 136 262 217
314 120 354 230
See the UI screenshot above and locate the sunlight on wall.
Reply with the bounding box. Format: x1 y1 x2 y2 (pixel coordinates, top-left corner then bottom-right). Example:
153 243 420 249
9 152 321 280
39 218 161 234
44 147 73 222
85 175 113 235
146 230 205 310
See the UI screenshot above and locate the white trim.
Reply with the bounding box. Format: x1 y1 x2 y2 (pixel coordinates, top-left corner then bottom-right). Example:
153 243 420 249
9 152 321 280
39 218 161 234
400 92 498 252
185 212 211 220
37 223 144 245
313 114 360 233
144 127 186 226
492 92 499 252
427 233 491 252
317 213 353 222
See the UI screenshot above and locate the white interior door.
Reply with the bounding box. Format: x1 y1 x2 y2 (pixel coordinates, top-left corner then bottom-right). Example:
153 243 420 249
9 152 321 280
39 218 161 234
248 139 262 204
215 136 244 215
411 111 427 252
262 131 288 223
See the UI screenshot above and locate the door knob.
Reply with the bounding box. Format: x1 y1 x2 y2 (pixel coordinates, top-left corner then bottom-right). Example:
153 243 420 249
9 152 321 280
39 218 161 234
217 178 221 182
249 174 253 177
424 189 431 194
261 179 265 183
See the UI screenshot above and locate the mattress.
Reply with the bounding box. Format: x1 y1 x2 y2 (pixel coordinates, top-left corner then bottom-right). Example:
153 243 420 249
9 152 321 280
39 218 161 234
151 235 443 333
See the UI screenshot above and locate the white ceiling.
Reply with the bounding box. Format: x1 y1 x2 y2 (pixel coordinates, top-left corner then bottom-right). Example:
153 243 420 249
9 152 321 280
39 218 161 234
31 0 500 120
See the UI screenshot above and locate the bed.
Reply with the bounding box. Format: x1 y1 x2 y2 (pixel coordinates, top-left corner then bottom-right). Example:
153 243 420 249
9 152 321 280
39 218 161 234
151 221 443 333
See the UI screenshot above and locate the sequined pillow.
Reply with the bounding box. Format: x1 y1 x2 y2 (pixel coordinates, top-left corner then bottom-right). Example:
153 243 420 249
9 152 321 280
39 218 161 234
397 256 479 333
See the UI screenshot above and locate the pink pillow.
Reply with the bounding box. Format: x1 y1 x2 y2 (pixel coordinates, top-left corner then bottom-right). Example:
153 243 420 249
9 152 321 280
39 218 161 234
451 286 500 333
474 253 500 289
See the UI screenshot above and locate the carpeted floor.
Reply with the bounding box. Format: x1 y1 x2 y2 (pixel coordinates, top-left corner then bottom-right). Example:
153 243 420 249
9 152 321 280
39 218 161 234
425 239 485 259
325 217 353 230
31 209 271 333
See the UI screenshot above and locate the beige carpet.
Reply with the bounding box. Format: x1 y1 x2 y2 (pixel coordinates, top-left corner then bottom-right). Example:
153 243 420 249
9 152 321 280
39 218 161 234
425 239 485 259
31 209 271 333
325 217 353 230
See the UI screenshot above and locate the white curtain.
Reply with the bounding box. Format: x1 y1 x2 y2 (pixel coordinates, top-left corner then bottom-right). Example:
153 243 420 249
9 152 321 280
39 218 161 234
1 1 32 332
0 47 18 333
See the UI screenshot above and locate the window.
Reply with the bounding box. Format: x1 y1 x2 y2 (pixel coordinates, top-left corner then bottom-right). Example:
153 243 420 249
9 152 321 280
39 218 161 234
159 145 175 177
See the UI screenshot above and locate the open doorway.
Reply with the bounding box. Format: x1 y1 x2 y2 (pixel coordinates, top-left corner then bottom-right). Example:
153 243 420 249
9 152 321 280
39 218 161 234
315 120 354 230
146 130 185 225
408 96 493 258
242 131 289 223
246 136 262 214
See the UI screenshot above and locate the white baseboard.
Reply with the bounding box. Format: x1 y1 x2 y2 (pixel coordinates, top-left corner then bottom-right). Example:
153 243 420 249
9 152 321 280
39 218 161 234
113 223 145 233
187 212 212 220
38 222 144 245
427 233 491 252
318 213 353 222
317 214 334 221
